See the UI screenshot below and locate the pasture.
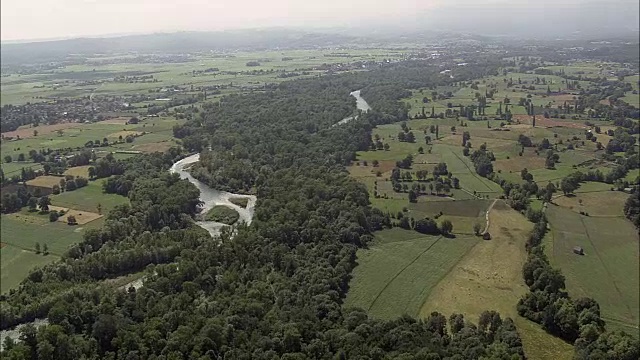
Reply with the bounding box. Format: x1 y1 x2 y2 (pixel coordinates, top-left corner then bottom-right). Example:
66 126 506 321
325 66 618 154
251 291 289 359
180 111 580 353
51 179 129 213
344 228 479 319
0 212 104 293
0 245 58 294
545 205 639 335
419 204 574 360
553 190 629 217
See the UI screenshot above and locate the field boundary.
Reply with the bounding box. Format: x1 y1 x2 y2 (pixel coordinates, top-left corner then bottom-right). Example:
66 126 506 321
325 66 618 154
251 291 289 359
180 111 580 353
448 147 496 192
414 235 480 316
367 236 443 312
0 241 64 257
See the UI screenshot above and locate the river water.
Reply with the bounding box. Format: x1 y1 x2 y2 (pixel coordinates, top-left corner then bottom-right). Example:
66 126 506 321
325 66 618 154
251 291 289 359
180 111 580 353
0 155 257 348
336 90 371 125
1 90 361 348
169 153 257 237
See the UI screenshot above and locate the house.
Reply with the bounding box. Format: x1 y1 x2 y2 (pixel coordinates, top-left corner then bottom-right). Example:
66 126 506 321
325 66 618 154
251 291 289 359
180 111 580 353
573 246 584 255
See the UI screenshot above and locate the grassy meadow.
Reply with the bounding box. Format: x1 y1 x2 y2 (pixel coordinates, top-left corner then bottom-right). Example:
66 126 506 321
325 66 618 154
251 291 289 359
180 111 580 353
0 212 104 293
344 228 479 319
419 203 575 360
51 179 129 213
545 204 639 335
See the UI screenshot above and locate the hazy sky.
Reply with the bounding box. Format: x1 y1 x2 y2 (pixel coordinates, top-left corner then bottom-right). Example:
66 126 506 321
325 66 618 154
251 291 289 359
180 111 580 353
1 0 638 41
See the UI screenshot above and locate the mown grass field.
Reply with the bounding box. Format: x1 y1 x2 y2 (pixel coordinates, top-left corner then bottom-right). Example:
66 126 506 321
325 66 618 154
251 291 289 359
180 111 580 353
0 244 58 294
0 213 104 293
344 228 479 319
51 179 129 213
545 205 639 335
420 203 575 360
553 190 629 216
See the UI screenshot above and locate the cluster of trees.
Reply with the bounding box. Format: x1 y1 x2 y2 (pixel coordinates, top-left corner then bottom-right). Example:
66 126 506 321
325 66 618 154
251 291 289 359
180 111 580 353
545 150 560 169
606 127 637 154
468 143 495 177
390 211 454 236
88 154 126 180
369 133 390 151
388 162 459 200
58 176 89 193
623 187 640 228
397 130 415 143
1 63 526 358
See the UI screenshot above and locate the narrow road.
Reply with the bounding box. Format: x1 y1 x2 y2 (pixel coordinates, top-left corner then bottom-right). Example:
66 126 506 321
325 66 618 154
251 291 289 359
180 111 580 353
482 199 498 234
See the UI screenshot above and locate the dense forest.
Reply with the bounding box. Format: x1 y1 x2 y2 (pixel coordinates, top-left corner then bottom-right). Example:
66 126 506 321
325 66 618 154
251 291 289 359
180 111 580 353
0 61 532 359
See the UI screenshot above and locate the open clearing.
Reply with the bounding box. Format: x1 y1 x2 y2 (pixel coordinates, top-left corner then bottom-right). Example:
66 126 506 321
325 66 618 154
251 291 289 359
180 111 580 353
25 175 64 188
98 117 132 125
49 205 102 225
344 228 479 319
419 204 574 360
108 130 143 139
0 214 104 293
51 179 129 213
63 165 91 178
0 245 58 294
545 205 639 334
553 190 629 217
132 141 176 153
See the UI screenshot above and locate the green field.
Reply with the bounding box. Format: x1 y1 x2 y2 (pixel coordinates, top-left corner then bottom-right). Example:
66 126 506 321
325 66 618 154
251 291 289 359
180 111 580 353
344 228 478 319
0 213 104 293
51 179 129 213
545 205 639 334
0 244 58 294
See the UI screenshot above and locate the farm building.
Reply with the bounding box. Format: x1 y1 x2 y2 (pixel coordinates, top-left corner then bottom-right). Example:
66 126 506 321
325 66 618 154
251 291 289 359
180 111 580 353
573 246 584 255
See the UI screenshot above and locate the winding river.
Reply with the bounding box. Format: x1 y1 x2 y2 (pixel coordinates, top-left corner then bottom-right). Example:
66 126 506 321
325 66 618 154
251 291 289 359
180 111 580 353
0 154 257 349
336 90 371 125
0 90 362 348
170 153 257 237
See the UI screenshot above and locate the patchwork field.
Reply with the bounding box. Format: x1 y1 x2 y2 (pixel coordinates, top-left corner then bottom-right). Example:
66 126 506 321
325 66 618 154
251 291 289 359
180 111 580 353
63 165 91 178
1 116 182 175
1 49 403 106
420 203 575 360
